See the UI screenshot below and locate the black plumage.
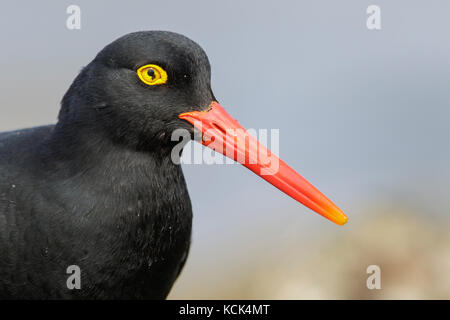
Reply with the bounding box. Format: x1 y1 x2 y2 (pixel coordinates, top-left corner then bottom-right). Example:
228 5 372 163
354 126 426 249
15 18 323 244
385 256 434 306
0 31 214 299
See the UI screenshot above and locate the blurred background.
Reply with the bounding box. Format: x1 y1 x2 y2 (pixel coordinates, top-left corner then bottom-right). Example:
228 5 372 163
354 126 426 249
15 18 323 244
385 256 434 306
1 1 449 299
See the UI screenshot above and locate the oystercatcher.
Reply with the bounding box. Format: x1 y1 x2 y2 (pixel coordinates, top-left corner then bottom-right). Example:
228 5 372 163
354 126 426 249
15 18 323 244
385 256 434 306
0 31 347 299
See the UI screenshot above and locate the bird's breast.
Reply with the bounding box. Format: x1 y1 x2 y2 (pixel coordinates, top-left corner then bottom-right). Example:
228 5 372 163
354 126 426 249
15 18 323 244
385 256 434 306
27 151 194 299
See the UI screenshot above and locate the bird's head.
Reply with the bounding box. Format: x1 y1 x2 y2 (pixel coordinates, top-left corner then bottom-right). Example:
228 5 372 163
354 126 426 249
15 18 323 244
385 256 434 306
59 31 348 226
60 31 213 149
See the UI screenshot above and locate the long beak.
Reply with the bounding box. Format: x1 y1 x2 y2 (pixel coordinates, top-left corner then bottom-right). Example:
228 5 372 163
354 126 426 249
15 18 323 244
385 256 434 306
179 101 348 225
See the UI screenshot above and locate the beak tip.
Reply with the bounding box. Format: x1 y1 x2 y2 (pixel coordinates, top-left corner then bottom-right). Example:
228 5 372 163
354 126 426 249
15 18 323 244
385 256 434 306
339 216 349 226
334 213 349 226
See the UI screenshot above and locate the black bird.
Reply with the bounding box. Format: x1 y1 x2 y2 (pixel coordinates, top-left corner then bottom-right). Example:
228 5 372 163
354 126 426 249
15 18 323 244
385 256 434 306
0 31 347 299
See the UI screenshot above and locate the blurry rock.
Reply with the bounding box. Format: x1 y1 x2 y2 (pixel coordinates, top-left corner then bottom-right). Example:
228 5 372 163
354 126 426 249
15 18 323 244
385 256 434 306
170 205 450 299
244 207 450 299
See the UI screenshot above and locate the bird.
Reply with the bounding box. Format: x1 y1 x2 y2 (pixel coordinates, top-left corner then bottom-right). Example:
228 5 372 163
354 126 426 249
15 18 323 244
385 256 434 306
0 31 348 299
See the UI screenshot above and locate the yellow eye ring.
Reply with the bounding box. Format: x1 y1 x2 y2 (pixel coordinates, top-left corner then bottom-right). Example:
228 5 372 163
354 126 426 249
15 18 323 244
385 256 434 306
137 64 168 86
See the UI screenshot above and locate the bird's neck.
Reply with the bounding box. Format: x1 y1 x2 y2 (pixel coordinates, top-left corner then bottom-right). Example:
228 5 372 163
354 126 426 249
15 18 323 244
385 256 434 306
41 119 184 194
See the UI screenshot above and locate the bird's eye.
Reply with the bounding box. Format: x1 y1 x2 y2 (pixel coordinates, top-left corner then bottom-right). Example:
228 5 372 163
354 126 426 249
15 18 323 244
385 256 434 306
137 64 168 86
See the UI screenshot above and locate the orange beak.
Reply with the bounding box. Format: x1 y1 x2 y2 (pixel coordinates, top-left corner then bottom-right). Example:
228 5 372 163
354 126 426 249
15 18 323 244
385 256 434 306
179 101 348 225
